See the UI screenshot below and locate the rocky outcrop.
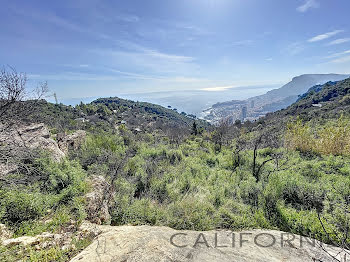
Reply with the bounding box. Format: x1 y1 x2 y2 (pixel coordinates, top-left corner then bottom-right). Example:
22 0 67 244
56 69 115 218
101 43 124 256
1 221 101 251
57 130 86 154
0 124 87 176
71 226 349 262
0 123 65 163
0 224 13 242
85 176 111 225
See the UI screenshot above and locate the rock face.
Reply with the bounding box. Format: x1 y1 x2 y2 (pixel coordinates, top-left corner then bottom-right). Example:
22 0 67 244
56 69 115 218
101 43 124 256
0 123 65 162
18 124 66 161
85 176 111 225
57 130 86 154
71 226 348 262
0 124 87 176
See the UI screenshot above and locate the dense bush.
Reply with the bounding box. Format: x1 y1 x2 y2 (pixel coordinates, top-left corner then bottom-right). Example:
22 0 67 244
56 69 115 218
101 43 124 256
286 115 350 156
0 157 87 235
0 190 50 225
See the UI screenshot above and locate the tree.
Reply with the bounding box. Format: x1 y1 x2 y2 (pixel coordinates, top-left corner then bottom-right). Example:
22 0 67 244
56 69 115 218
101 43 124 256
211 119 231 151
166 126 189 145
191 121 198 136
250 128 284 181
0 66 48 180
0 66 48 126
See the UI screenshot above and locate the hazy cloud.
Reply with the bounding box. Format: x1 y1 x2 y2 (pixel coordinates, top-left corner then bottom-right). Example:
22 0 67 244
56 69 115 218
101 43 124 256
324 50 350 59
331 55 350 64
232 40 254 46
284 42 305 56
200 86 236 92
308 30 344 42
327 38 350 45
115 14 139 23
325 50 350 63
297 0 320 13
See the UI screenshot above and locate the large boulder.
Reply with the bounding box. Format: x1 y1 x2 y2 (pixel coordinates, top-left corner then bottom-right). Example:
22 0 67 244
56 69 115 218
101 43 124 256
0 123 65 162
0 123 65 176
0 124 87 177
16 124 65 161
85 176 111 225
57 130 86 154
70 226 348 262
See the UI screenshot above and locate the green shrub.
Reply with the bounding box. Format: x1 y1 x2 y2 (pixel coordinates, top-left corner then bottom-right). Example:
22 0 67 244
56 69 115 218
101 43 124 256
165 196 218 231
116 198 162 226
39 159 88 202
0 190 50 225
217 201 270 230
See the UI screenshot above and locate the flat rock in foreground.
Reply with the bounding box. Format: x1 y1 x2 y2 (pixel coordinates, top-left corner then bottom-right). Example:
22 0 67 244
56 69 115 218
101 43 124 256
71 225 348 262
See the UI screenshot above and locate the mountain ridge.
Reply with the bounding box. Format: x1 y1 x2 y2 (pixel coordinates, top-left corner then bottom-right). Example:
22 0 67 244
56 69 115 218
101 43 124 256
202 73 350 124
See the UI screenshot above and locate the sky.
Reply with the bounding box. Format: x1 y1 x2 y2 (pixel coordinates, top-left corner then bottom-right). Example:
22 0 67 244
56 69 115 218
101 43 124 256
1 0 350 100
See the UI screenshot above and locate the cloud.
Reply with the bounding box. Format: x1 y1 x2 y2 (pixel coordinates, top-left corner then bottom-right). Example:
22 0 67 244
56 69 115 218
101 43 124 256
330 55 350 64
325 50 350 59
266 58 273 61
200 86 236 92
232 40 254 46
115 14 139 23
91 40 198 74
322 50 350 63
308 30 344 42
9 4 113 41
327 38 350 46
110 40 195 63
141 49 194 63
297 0 320 12
284 42 305 56
326 50 350 63
28 72 123 81
28 71 206 83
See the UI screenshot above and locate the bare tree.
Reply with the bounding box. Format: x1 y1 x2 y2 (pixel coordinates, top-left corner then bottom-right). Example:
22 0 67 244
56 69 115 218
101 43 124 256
249 128 285 181
0 66 48 180
0 66 48 126
212 118 233 151
165 125 189 145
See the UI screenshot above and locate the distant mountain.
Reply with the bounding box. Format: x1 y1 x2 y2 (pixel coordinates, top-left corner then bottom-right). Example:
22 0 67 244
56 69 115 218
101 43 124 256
202 74 350 124
262 74 349 99
257 77 350 133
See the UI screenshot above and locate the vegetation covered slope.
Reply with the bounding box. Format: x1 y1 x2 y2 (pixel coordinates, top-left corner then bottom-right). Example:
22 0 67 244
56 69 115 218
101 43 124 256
27 97 209 135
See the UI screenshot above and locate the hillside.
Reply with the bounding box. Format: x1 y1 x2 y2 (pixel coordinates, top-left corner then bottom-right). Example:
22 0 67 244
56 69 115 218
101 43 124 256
26 97 209 135
202 74 349 124
260 77 350 131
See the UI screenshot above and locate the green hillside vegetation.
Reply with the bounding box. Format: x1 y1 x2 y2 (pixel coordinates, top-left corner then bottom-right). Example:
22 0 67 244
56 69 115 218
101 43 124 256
1 78 350 260
26 97 208 135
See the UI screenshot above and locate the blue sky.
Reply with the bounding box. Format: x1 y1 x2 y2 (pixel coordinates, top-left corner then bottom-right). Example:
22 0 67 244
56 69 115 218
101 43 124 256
1 0 350 99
